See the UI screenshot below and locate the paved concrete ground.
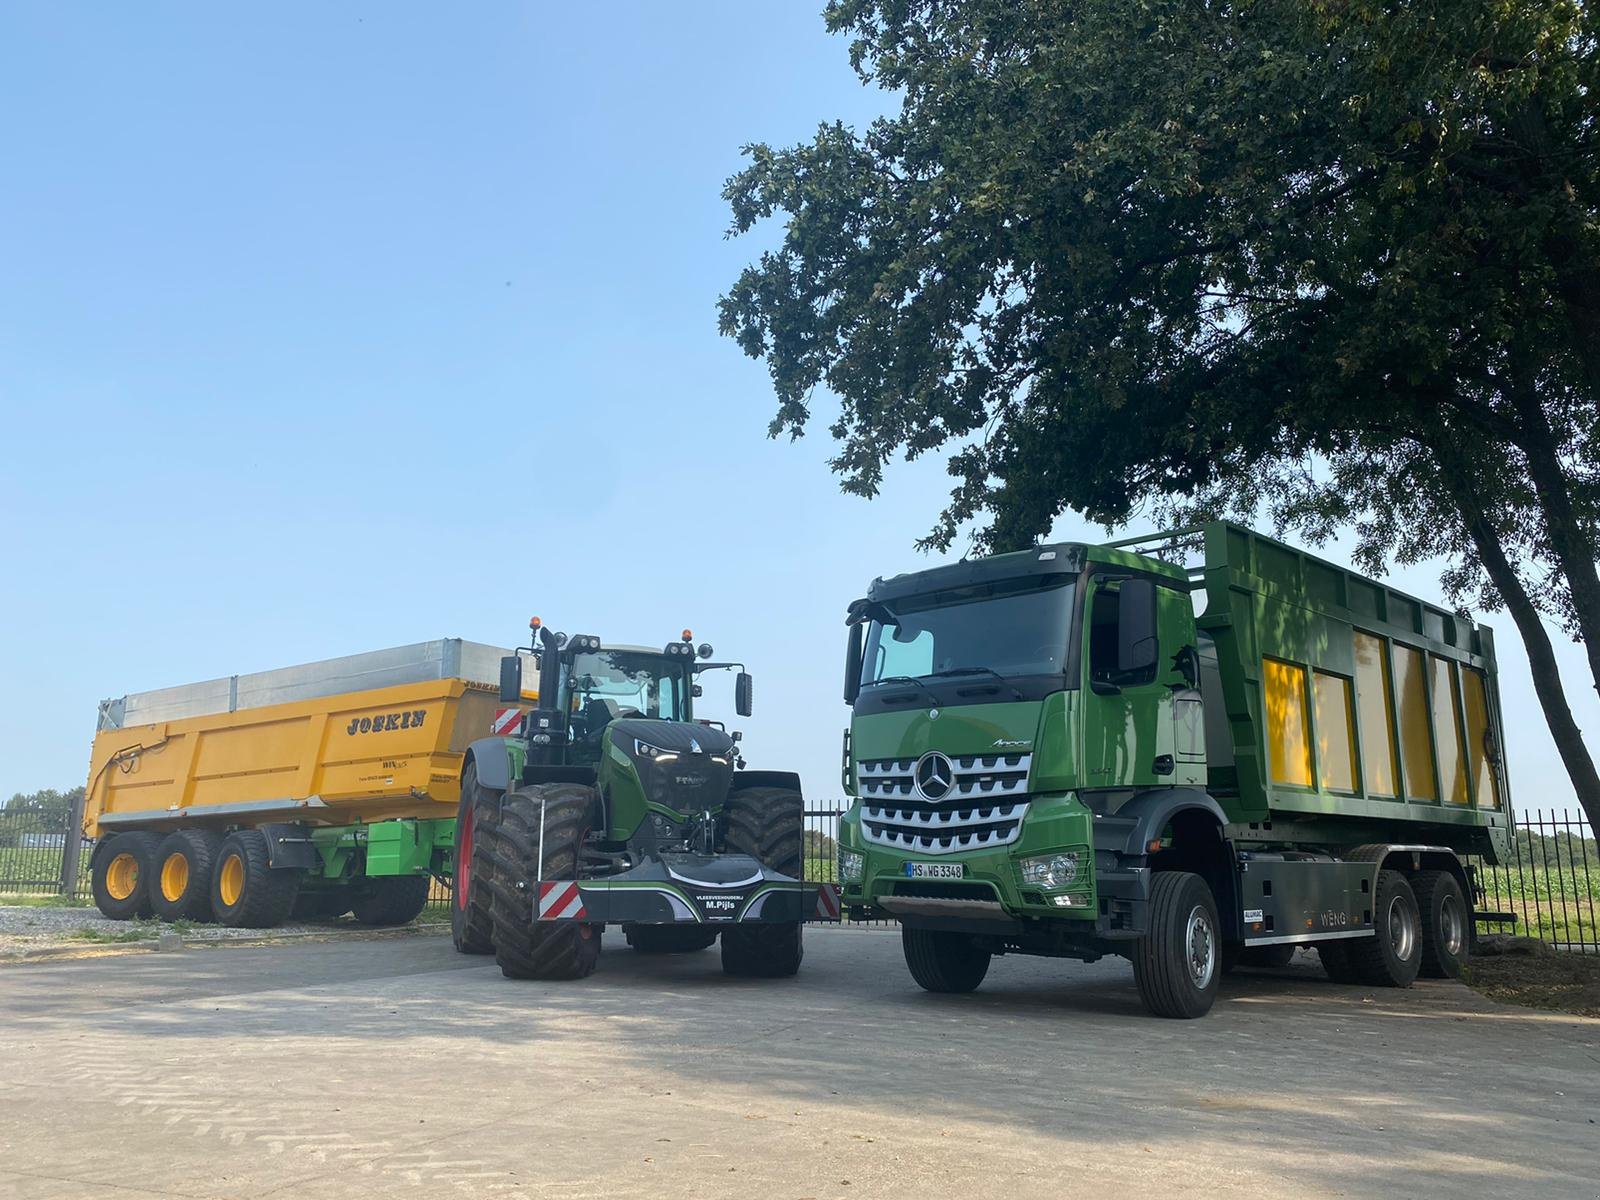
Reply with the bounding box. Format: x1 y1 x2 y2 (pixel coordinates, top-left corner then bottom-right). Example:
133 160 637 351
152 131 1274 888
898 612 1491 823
0 928 1595 1199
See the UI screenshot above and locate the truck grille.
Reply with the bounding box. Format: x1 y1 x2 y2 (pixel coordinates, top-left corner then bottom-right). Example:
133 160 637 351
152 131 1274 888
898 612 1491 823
859 801 1028 855
857 753 1031 801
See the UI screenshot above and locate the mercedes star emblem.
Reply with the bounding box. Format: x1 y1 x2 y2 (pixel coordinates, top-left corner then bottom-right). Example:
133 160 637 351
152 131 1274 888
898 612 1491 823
914 751 955 800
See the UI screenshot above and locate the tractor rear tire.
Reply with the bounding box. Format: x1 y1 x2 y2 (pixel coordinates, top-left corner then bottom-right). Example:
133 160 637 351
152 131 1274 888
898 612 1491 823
150 829 224 922
91 831 164 921
211 829 302 928
1413 869 1469 979
1132 871 1221 1019
485 783 603 981
902 927 991 993
1351 869 1422 987
625 924 718 953
351 876 432 926
721 922 803 977
451 760 498 955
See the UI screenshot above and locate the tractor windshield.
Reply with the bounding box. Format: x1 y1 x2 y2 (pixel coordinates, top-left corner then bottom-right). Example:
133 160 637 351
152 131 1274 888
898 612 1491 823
861 574 1076 687
563 650 689 737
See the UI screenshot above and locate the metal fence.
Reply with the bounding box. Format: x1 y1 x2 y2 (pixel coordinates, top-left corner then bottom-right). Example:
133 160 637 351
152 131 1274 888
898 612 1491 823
7 799 1594 951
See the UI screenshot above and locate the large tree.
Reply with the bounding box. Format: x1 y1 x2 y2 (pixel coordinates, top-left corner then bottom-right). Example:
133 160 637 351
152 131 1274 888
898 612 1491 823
721 0 1600 827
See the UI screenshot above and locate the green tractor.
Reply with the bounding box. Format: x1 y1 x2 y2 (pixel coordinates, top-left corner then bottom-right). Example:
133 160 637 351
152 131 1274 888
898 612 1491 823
452 621 837 980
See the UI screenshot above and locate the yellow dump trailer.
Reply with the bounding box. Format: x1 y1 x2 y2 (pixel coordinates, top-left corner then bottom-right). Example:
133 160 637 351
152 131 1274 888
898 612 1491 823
83 639 527 929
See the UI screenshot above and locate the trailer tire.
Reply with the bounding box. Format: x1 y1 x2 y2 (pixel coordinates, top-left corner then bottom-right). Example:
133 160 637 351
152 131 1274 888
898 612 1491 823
451 760 498 955
625 924 718 953
1351 869 1422 987
1317 940 1364 983
1413 869 1469 979
291 888 352 920
150 829 223 923
211 829 301 929
1132 871 1221 1019
91 831 164 921
722 786 803 878
485 784 602 981
902 927 990 993
350 875 431 926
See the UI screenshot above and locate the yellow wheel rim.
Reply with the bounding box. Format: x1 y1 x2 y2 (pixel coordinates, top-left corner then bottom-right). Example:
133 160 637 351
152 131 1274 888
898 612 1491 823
160 852 190 903
105 853 140 902
219 853 245 908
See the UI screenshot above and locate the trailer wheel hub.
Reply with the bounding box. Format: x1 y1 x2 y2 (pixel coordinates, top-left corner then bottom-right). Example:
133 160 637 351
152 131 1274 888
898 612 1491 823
219 853 245 908
160 853 189 903
105 853 140 902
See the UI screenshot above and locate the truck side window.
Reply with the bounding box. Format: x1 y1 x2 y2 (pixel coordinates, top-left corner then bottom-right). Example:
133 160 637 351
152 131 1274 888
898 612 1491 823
1089 582 1159 688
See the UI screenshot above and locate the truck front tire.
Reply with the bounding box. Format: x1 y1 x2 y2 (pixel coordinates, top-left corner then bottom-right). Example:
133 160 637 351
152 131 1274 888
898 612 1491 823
1413 869 1468 979
451 760 497 955
1351 869 1422 987
91 831 164 921
151 829 223 922
1133 871 1221 1019
484 783 603 981
902 927 991 993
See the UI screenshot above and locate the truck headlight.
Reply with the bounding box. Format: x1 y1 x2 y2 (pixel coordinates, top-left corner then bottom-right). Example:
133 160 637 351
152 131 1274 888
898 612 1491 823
1019 850 1084 890
837 849 865 883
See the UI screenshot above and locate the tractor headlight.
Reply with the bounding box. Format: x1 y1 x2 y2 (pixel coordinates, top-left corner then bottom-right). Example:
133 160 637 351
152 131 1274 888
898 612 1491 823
837 849 865 883
633 738 678 763
1019 850 1085 891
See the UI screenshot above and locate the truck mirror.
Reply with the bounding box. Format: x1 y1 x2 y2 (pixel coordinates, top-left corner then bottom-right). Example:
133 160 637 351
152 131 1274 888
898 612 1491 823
1117 579 1160 677
735 672 754 717
498 655 523 704
843 621 864 704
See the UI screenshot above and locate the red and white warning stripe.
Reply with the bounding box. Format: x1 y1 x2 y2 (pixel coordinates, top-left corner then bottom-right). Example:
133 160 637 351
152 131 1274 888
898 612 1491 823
490 707 523 736
536 881 586 921
814 883 842 921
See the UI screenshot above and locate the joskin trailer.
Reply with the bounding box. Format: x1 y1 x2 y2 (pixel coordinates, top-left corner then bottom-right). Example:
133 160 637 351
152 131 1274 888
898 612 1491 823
84 639 515 928
834 522 1512 1017
454 619 839 981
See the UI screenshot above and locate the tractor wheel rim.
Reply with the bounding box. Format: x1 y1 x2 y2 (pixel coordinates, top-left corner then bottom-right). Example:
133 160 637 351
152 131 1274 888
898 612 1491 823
219 854 245 908
1439 892 1465 957
1387 896 1417 962
106 853 139 902
456 804 474 911
160 853 189 903
1185 904 1216 989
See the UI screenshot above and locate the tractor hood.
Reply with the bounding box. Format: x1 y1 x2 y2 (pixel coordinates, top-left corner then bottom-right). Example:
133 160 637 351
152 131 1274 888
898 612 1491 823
609 718 736 814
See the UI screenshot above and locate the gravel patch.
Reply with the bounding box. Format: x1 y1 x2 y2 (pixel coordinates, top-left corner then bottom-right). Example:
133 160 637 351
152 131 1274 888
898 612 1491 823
0 904 445 956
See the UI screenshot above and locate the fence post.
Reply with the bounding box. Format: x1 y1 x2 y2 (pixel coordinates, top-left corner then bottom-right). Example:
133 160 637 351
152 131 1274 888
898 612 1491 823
58 790 87 898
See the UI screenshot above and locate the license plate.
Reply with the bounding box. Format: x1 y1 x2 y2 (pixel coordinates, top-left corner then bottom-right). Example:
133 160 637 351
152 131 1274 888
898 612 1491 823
904 861 965 880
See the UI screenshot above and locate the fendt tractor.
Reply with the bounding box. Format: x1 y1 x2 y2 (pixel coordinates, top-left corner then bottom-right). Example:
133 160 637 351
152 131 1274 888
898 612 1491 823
453 620 837 980
835 521 1512 1018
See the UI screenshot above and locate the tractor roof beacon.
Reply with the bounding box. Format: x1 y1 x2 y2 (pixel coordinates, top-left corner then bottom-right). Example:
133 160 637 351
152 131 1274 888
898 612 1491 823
453 622 838 980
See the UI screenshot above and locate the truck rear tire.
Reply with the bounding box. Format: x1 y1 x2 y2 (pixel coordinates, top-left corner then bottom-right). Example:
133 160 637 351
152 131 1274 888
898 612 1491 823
151 829 223 922
452 761 498 955
91 831 164 921
350 876 431 926
1413 869 1469 979
902 927 991 993
1133 871 1221 1019
626 924 718 953
485 784 602 981
1351 869 1422 987
210 829 301 929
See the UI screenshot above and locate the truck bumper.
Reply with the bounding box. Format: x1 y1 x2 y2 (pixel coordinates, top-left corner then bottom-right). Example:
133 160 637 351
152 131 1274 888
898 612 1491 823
535 851 841 926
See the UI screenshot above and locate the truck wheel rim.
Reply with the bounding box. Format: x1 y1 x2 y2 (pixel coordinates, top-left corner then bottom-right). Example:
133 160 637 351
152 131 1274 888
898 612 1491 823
106 853 139 901
219 854 245 908
160 853 189 902
1439 893 1465 957
1185 905 1216 989
456 805 474 911
1387 897 1417 961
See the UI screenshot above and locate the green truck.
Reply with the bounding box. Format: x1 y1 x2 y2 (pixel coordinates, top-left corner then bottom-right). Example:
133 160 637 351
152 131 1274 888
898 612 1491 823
835 522 1511 1017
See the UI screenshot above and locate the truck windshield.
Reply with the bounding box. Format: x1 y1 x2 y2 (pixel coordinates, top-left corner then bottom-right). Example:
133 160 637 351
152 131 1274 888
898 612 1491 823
861 575 1076 687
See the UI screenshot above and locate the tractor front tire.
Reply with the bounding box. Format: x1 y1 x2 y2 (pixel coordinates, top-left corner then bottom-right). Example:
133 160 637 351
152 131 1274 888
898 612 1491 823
485 784 602 981
451 760 498 955
91 831 164 921
722 786 803 877
722 922 803 977
625 925 718 954
351 876 432 926
210 829 301 928
150 829 224 922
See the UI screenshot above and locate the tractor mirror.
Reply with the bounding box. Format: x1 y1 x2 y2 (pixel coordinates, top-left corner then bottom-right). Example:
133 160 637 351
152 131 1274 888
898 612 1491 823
498 656 523 704
735 672 754 717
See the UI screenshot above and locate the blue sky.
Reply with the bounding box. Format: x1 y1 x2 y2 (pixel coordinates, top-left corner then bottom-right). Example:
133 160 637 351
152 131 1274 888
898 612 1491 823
1 2 1593 820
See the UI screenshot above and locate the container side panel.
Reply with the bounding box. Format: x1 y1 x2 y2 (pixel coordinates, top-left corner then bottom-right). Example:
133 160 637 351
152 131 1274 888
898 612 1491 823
1430 655 1470 805
1462 667 1501 809
1352 632 1400 798
1392 645 1437 801
1263 658 1313 788
1312 670 1358 793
